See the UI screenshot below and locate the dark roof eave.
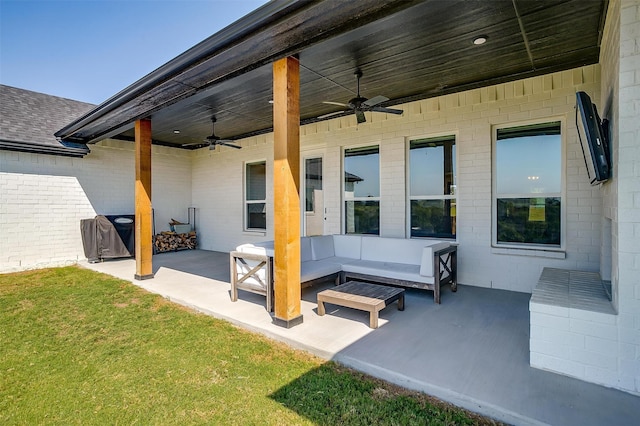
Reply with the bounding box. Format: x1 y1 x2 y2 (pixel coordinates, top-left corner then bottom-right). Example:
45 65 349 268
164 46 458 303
54 0 421 144
0 140 90 158
53 0 311 141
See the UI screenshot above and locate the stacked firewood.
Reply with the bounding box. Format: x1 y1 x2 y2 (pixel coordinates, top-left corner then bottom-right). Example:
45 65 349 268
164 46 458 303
154 231 197 252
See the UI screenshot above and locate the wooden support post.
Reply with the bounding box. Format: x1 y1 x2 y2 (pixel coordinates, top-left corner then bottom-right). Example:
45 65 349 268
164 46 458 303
134 118 154 280
272 56 302 328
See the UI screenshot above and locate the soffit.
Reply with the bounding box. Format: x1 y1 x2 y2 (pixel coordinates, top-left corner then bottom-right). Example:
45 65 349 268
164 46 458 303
56 0 607 147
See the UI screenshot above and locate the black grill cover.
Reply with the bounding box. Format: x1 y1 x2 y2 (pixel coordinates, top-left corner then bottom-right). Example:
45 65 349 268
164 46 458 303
81 215 135 262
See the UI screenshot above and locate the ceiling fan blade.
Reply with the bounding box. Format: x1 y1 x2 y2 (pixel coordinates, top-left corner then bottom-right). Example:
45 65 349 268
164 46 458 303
323 101 350 107
318 110 348 119
370 106 404 115
182 141 208 147
205 135 234 143
218 141 242 149
363 95 389 107
355 110 366 124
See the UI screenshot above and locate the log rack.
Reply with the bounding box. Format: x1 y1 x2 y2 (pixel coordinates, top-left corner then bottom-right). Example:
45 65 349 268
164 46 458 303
154 207 197 253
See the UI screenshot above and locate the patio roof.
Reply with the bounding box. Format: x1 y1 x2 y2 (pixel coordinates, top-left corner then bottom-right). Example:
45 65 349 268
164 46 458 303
55 0 608 147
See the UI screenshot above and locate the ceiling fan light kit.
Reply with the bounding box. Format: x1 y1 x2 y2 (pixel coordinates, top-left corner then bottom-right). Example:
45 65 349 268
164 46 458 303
322 70 403 124
182 116 241 149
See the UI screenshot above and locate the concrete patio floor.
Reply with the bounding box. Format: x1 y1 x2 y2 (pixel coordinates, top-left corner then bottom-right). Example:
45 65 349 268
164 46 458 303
81 249 640 426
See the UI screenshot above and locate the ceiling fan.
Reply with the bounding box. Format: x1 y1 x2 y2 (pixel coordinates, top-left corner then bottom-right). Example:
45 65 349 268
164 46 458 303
182 116 241 150
322 70 403 124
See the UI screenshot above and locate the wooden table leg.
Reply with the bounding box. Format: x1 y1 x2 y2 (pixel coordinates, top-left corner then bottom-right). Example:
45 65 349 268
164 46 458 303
398 293 405 311
369 310 378 329
317 298 326 316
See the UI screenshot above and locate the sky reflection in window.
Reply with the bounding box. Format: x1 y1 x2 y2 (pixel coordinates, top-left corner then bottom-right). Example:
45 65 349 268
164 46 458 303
344 146 379 198
496 132 561 195
410 142 456 196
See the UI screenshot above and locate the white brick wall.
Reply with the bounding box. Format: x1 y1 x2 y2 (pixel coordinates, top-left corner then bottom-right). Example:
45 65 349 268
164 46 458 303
0 168 96 270
379 137 406 238
191 135 272 252
0 140 191 272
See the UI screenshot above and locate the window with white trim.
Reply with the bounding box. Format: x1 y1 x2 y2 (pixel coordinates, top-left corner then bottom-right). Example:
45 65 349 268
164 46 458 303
245 161 266 231
408 135 456 239
494 122 562 246
344 145 379 235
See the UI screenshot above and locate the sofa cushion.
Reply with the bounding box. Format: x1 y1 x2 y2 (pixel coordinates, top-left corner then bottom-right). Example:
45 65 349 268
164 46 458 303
342 260 435 284
301 237 313 262
310 235 335 260
332 234 362 259
360 237 429 265
235 241 274 257
419 242 451 277
237 239 312 261
301 259 342 282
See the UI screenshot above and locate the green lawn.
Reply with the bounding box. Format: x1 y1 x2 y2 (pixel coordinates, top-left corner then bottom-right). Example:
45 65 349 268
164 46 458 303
0 266 498 425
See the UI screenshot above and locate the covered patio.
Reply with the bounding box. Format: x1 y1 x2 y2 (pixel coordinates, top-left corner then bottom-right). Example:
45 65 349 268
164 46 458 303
54 0 611 327
38 0 637 403
82 250 640 426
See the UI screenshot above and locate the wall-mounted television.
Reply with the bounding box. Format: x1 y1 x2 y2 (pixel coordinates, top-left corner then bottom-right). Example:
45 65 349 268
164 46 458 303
575 91 611 185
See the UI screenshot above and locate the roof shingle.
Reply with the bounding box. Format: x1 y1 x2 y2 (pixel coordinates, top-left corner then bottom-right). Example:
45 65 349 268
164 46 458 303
0 85 95 157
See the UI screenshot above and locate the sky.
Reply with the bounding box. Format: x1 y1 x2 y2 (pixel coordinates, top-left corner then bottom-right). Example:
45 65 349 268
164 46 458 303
0 0 269 105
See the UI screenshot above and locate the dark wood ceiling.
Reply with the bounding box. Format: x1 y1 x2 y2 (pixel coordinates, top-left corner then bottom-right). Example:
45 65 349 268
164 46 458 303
61 0 607 148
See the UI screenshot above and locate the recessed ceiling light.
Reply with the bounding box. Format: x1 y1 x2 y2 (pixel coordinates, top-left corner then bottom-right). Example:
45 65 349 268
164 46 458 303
173 130 180 134
473 35 488 45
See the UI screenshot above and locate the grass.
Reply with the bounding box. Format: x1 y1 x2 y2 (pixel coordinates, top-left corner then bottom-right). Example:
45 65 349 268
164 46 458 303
0 266 500 425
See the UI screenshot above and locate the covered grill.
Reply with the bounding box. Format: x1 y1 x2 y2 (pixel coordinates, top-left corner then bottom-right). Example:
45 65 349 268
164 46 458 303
80 215 135 263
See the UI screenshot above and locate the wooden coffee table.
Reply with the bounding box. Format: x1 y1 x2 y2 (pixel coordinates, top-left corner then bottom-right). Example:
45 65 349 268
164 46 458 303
317 281 405 328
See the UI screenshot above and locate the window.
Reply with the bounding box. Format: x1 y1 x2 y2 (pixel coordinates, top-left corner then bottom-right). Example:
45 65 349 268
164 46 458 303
408 135 456 239
305 158 322 213
304 157 324 237
344 145 379 235
245 161 266 230
494 122 562 246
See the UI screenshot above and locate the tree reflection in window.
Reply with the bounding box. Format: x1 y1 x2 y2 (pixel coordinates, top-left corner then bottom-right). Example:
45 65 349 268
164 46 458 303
245 161 266 230
344 146 379 235
409 136 456 239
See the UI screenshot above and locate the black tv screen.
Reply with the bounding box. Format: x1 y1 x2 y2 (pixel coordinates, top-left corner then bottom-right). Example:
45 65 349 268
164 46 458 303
576 91 611 184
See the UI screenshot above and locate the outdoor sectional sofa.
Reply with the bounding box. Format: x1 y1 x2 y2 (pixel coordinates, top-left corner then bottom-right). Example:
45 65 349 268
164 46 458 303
230 235 457 311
